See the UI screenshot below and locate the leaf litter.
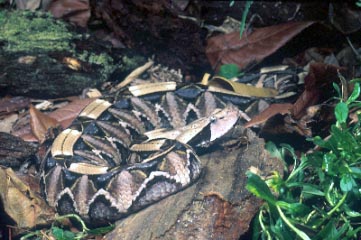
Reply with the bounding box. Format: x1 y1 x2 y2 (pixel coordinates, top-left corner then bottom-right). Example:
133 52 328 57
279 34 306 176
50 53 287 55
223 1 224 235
1 2 361 239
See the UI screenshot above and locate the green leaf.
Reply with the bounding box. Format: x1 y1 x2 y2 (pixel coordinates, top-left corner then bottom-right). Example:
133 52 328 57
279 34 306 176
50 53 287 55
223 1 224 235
347 225 361 238
272 217 295 239
347 82 360 104
251 211 263 240
335 102 348 123
279 144 296 160
302 184 325 197
87 225 115 235
343 204 361 217
52 227 76 240
265 141 283 160
276 205 311 240
239 1 253 38
350 78 361 83
340 174 356 192
310 136 330 149
325 180 338 206
350 167 361 178
322 152 337 175
246 171 277 205
313 220 339 240
218 63 240 79
277 201 311 217
333 82 342 99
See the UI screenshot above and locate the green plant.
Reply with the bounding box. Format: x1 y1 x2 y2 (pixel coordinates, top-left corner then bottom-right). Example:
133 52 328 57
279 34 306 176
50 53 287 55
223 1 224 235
229 0 253 38
20 214 114 240
218 63 242 79
239 1 253 38
219 1 253 78
247 79 361 239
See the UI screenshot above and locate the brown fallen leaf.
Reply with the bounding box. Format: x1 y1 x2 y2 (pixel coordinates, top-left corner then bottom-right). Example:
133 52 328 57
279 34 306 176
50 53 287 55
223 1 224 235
14 98 93 142
245 103 293 128
49 98 95 128
30 105 59 143
47 0 90 27
292 63 342 120
0 96 30 116
251 63 345 138
0 167 55 229
206 21 314 71
291 88 320 120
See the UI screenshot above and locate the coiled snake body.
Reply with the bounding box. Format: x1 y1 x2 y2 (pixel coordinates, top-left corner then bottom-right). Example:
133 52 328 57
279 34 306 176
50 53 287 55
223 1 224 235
42 83 247 225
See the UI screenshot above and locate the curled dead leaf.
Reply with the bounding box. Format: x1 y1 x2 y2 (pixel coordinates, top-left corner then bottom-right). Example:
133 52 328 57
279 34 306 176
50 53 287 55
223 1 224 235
29 105 59 143
209 77 278 98
0 167 55 229
292 63 343 119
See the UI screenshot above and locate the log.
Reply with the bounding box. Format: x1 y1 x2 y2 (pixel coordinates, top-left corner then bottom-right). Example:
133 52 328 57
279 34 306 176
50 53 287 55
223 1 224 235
0 52 105 98
0 132 37 168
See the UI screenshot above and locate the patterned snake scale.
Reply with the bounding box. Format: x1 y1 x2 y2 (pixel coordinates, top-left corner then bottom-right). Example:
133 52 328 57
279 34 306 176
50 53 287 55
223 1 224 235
41 82 250 226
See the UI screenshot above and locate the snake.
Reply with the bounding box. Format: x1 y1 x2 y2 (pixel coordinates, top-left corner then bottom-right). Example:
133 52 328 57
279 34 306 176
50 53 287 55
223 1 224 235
41 82 249 226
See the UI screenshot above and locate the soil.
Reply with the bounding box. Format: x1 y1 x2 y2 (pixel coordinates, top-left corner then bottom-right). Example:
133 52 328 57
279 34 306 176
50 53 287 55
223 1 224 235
91 1 333 79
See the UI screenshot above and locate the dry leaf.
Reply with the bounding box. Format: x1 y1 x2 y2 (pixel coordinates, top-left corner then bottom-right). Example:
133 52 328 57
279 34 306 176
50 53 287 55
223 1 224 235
113 60 154 91
30 105 59 143
291 89 320 120
0 113 18 133
15 0 41 10
48 0 90 27
0 167 55 229
245 103 293 128
209 77 278 98
49 98 94 128
206 21 314 71
13 98 93 142
292 63 342 119
0 96 30 116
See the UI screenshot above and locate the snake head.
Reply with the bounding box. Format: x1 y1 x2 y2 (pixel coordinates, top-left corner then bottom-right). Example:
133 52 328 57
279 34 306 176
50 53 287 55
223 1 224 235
209 103 240 142
176 103 241 147
142 104 241 148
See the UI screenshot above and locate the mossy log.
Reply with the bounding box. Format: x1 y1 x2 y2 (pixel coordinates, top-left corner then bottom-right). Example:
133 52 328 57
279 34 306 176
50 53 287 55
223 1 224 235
0 10 145 98
0 52 106 98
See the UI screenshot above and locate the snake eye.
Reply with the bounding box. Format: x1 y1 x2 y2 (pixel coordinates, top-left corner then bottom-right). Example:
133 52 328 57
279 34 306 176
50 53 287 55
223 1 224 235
210 116 217 123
